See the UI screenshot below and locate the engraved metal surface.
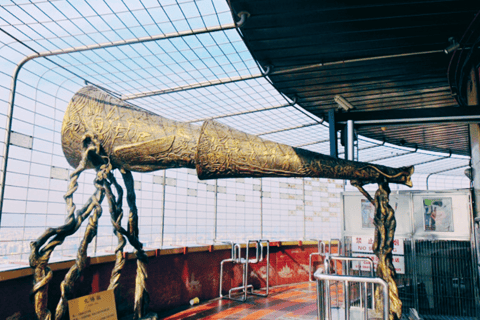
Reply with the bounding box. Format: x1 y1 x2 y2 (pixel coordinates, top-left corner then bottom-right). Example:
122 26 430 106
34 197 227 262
61 86 200 172
196 120 413 186
62 86 414 187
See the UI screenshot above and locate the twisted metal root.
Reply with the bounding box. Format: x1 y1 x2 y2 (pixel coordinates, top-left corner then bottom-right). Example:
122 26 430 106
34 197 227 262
30 140 101 320
122 170 151 320
372 181 402 320
31 267 53 320
30 133 154 319
105 172 127 291
104 170 155 319
353 179 402 320
55 163 111 320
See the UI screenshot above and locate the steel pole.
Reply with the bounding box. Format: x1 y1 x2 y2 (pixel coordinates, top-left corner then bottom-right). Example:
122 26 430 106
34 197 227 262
347 120 354 161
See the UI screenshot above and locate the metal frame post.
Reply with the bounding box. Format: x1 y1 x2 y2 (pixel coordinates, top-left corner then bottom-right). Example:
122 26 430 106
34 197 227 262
317 277 325 320
346 120 354 161
260 179 263 239
214 179 218 240
161 171 167 247
324 255 332 319
309 240 326 281
344 279 350 320
249 240 270 297
328 109 338 158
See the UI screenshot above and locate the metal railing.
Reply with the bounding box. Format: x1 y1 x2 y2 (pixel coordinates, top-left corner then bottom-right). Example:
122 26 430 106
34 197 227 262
309 240 327 281
219 239 270 302
315 270 389 320
328 255 375 318
309 239 343 281
308 239 344 309
315 254 384 320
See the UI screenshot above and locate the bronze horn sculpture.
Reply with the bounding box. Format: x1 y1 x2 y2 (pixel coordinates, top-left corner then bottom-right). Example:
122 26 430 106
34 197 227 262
30 86 413 320
61 86 413 186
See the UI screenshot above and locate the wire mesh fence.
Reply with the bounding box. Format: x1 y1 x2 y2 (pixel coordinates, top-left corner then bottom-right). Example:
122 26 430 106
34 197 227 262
398 240 477 319
0 1 472 272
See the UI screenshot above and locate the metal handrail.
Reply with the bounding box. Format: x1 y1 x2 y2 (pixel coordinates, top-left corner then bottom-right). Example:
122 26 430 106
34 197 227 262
309 239 326 282
246 240 270 298
214 240 237 261
329 238 343 256
325 255 375 319
219 239 270 301
309 239 342 281
314 270 389 320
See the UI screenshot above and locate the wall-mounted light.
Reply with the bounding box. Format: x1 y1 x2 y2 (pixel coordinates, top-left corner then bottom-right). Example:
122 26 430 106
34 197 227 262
444 37 460 54
334 95 354 111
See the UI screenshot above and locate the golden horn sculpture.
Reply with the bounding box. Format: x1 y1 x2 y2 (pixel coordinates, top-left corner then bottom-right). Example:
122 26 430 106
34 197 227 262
29 86 412 320
61 86 414 186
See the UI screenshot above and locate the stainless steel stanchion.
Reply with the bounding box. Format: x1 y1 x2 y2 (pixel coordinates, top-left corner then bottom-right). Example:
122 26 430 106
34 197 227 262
314 271 390 320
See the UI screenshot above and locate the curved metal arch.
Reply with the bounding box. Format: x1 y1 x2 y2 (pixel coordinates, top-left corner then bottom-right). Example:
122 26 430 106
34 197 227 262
257 122 321 137
121 72 268 101
0 14 250 219
426 165 470 189
186 99 296 124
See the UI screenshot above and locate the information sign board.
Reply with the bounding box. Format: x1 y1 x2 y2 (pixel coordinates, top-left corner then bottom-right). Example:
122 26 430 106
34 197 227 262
68 290 117 320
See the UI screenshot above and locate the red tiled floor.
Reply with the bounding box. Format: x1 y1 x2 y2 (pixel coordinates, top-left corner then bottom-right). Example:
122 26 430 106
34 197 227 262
159 282 325 319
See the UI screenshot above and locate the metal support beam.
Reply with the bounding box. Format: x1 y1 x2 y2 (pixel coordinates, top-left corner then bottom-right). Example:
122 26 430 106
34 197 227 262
294 139 329 148
339 140 384 156
346 120 354 160
368 148 417 162
0 14 250 218
426 165 470 190
186 101 293 123
336 105 480 127
257 123 318 136
121 71 268 101
410 152 452 166
328 109 338 158
271 49 443 76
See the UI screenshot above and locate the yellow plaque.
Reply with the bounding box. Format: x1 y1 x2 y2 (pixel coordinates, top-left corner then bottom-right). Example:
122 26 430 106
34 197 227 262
68 290 117 320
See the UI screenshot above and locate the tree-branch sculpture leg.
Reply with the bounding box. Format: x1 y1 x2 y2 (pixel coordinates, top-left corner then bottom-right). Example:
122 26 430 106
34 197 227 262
353 180 402 320
121 170 154 320
104 172 127 292
372 181 402 320
29 136 106 320
55 163 112 320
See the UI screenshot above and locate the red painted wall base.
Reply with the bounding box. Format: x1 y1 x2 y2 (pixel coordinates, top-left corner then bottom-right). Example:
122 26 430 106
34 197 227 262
0 244 327 319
